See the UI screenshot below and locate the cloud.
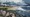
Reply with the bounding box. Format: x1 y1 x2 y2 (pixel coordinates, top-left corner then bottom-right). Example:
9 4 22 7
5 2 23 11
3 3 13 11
9 0 27 5
0 0 6 2
0 0 27 5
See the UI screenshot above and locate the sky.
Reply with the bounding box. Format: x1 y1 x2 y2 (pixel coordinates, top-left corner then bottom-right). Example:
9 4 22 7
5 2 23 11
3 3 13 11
0 0 21 2
0 0 30 3
0 0 27 5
